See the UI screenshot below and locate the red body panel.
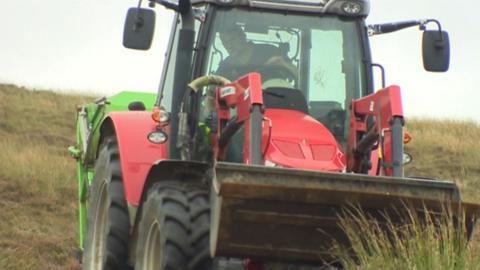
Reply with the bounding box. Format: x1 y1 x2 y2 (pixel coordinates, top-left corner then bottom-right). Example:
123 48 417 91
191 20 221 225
215 73 344 172
215 73 265 160
107 78 402 205
263 109 345 171
352 85 403 127
347 85 404 176
107 112 167 206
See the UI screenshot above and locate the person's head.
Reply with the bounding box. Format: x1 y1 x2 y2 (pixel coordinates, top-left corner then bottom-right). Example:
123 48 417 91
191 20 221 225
219 24 248 57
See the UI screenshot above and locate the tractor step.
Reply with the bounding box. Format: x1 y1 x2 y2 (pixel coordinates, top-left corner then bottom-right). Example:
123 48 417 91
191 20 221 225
210 162 479 263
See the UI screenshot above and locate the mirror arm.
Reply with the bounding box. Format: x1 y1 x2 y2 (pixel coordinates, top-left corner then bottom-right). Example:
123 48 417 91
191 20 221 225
130 0 147 31
421 19 445 43
150 0 192 15
421 19 442 32
368 20 421 36
150 0 178 10
148 0 194 29
368 19 444 38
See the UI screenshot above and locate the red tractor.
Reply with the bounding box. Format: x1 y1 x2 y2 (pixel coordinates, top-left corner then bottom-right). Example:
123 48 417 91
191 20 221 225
69 0 478 269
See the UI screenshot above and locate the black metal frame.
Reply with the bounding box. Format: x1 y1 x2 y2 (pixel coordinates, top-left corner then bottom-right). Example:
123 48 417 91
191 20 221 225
358 20 374 96
156 13 180 107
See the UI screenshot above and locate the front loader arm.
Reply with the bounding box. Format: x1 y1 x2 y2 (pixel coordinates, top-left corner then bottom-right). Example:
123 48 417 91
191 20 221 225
214 73 265 165
347 85 404 177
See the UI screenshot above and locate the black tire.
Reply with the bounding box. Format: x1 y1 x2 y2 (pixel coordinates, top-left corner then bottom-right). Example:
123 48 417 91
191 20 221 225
82 139 131 270
135 182 211 270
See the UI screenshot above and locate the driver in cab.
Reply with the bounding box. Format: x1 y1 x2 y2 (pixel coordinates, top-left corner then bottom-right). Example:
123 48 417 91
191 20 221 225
215 24 297 87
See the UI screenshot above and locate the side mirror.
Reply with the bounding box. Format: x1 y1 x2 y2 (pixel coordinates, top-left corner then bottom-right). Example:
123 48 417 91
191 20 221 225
422 30 450 72
123 8 155 50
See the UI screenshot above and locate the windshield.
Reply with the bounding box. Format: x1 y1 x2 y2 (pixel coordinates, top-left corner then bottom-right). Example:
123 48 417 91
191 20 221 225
202 8 367 141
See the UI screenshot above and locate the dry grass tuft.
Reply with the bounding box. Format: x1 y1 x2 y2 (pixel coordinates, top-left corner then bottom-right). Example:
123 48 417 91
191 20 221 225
332 206 480 270
0 84 93 270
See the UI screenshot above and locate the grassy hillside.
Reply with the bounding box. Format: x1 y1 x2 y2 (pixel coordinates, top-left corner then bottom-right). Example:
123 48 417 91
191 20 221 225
405 120 480 203
0 84 92 270
0 84 479 269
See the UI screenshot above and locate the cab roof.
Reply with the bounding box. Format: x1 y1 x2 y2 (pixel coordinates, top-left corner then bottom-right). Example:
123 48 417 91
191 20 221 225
191 0 370 17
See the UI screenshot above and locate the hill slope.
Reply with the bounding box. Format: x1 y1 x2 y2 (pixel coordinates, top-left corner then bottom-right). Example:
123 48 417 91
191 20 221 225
405 120 480 203
0 84 92 270
0 84 479 269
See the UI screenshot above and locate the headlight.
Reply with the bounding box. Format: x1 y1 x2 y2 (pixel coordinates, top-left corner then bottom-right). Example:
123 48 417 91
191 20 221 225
147 131 168 144
218 0 236 4
403 152 413 165
159 110 171 124
323 0 370 17
341 1 363 15
265 160 283 167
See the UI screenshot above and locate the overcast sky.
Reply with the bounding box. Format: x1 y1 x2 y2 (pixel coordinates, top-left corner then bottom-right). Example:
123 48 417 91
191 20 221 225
0 0 479 121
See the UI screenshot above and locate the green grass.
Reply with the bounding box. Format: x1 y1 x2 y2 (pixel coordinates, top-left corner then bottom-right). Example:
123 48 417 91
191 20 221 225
0 84 479 269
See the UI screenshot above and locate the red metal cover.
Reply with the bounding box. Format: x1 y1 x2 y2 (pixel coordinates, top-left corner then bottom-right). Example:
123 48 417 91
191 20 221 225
263 109 345 171
107 112 168 206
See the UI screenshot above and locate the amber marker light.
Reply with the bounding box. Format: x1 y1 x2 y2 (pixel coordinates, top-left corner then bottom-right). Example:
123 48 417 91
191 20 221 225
404 131 412 144
151 107 161 123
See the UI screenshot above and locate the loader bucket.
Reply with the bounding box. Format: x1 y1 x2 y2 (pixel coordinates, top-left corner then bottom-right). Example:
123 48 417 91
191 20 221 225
210 162 479 263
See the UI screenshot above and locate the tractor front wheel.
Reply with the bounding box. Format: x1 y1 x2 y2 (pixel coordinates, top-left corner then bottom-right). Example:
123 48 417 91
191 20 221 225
135 182 211 270
82 139 131 270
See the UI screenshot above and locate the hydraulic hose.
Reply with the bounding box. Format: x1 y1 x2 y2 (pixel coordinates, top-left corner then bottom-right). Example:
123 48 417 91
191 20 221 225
187 75 231 93
177 75 231 160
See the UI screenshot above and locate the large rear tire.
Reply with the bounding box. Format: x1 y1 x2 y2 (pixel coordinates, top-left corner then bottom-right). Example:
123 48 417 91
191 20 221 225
135 182 211 270
82 139 131 270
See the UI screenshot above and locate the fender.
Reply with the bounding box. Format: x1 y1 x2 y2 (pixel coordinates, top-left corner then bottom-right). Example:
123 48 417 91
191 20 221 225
105 111 168 206
141 160 211 202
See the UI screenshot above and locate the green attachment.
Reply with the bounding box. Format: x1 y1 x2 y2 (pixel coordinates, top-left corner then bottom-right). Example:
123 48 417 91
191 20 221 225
68 145 82 159
72 90 157 250
106 91 157 112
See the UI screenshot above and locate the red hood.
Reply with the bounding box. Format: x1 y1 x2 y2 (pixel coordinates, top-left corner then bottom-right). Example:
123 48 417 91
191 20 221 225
263 109 345 172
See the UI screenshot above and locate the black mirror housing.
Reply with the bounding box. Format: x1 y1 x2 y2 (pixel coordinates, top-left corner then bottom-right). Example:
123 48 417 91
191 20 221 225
123 8 156 50
422 30 450 72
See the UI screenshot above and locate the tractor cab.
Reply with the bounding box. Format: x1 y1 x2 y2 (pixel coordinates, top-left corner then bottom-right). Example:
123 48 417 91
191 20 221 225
123 0 450 170
200 7 368 143
124 0 373 162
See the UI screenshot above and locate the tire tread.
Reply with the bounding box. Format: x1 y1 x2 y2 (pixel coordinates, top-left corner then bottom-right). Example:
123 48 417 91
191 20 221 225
82 139 130 270
136 182 212 270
